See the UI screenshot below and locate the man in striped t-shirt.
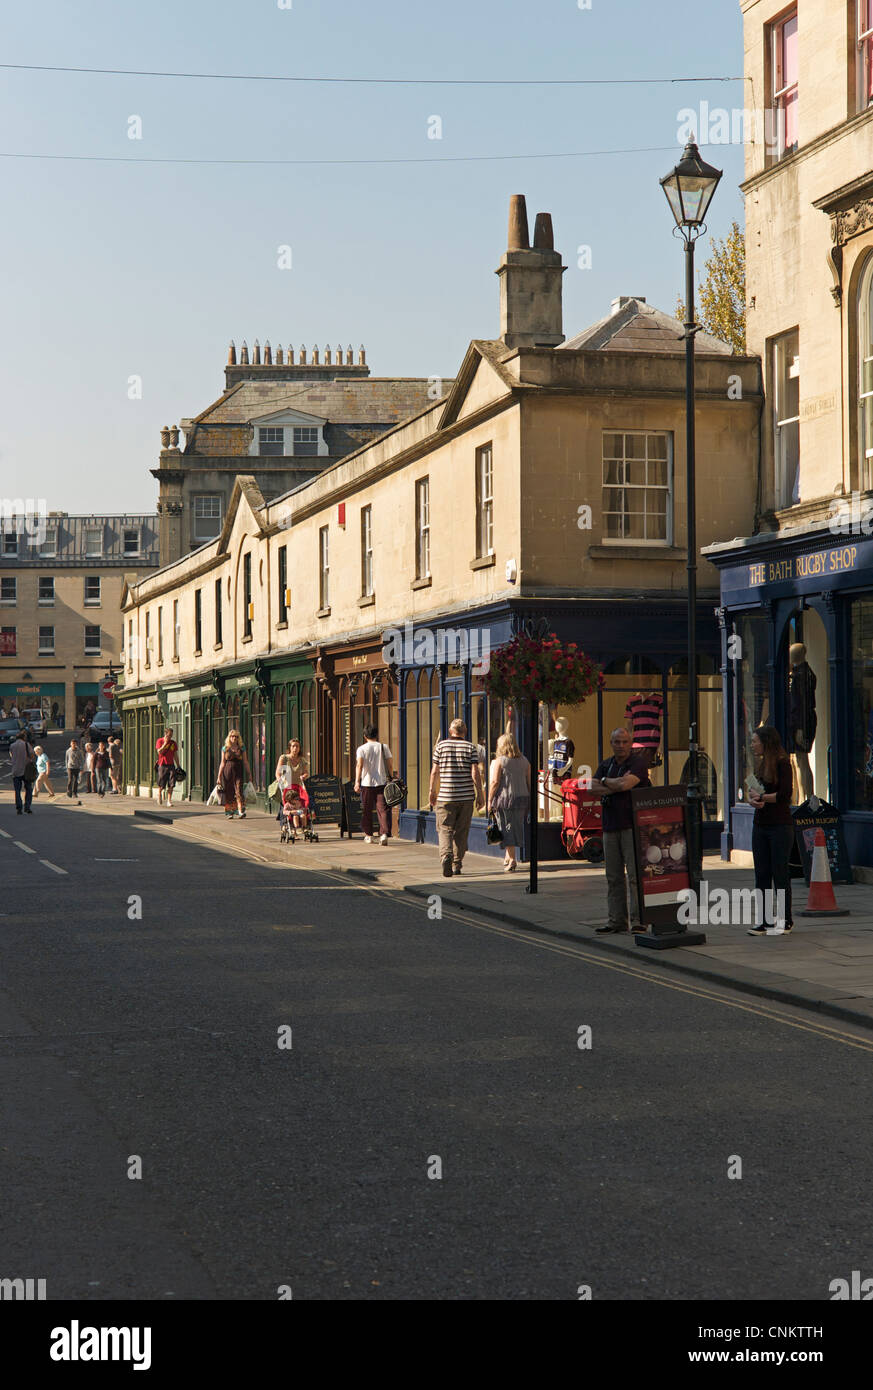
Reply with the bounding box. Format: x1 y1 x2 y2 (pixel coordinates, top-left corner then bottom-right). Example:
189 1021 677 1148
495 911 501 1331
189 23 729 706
429 718 485 878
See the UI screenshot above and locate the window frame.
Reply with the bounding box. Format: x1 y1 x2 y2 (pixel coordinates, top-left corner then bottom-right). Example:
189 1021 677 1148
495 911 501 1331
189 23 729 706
858 254 873 491
242 553 252 638
38 576 55 606
0 576 16 605
214 578 222 646
771 7 799 160
3 530 18 557
84 525 104 559
194 588 203 654
361 505 374 597
858 0 873 113
475 444 494 558
38 624 55 656
318 526 330 611
39 526 58 559
258 426 285 456
123 527 140 557
415 477 431 580
192 494 223 541
173 599 179 660
84 575 101 606
292 425 319 457
278 545 288 623
601 430 674 546
772 329 801 509
84 624 102 656
0 625 16 656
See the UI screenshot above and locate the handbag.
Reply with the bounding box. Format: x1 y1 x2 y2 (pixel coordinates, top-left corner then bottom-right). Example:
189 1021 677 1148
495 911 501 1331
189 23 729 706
243 780 257 801
383 777 407 807
173 766 187 781
23 758 39 784
486 811 504 845
206 786 222 806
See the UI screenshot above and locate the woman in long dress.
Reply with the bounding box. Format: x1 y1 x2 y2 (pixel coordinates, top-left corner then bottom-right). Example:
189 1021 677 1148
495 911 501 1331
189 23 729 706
217 728 252 820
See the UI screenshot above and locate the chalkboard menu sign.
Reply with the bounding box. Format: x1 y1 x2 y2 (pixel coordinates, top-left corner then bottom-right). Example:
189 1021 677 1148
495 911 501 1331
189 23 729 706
341 780 364 837
305 775 343 826
792 798 854 885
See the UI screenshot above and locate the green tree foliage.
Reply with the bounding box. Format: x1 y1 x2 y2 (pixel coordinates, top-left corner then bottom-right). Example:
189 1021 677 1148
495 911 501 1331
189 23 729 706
676 221 746 354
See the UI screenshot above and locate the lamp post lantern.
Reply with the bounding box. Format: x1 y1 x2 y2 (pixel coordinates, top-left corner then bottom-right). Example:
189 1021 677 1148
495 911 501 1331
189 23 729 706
660 140 722 891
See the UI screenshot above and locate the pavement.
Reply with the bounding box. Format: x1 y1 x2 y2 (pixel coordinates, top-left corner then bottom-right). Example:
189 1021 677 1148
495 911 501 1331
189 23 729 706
21 784 873 1035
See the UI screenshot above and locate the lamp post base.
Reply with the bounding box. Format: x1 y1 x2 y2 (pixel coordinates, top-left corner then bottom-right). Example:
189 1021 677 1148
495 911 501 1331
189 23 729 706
635 930 707 950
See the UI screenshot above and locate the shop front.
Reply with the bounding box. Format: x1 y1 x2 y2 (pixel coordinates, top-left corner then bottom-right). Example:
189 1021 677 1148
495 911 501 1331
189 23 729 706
319 644 399 785
707 530 873 870
391 599 722 858
0 682 65 725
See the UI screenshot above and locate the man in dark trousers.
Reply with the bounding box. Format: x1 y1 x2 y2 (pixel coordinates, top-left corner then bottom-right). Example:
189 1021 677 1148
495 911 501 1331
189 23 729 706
589 727 650 934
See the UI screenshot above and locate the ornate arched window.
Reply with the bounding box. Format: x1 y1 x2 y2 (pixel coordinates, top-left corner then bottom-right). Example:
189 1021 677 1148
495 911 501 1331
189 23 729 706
859 253 873 491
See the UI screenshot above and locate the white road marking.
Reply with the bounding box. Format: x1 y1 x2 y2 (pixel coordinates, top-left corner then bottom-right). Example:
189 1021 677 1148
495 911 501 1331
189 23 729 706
94 858 139 862
0 828 10 838
40 859 68 875
13 841 35 854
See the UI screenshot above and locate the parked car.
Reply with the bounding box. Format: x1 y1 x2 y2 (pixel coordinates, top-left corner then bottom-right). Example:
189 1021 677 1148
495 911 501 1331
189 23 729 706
0 717 27 752
87 711 123 742
23 708 47 738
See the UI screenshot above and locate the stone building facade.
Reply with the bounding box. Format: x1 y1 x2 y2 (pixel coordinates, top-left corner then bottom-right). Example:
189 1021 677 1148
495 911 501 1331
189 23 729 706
118 195 761 857
705 0 873 869
0 512 158 726
153 341 452 567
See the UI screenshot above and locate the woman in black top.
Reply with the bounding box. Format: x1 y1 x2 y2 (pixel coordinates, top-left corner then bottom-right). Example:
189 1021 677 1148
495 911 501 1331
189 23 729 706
747 726 794 936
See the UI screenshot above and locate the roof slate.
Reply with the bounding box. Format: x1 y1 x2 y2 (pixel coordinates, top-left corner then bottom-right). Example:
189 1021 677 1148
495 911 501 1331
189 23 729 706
560 298 733 356
196 378 453 427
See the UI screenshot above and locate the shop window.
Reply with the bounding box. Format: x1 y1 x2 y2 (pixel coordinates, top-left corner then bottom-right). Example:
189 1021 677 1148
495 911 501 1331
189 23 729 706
192 702 202 790
602 432 672 544
733 614 771 802
770 8 798 159
858 0 873 113
772 330 800 508
251 692 267 790
858 256 873 492
38 576 54 605
273 687 287 767
405 669 439 810
39 625 55 655
300 681 316 769
852 596 873 809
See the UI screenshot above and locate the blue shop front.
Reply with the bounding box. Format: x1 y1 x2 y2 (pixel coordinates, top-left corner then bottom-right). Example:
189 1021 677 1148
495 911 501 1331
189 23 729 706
706 529 873 870
393 596 724 858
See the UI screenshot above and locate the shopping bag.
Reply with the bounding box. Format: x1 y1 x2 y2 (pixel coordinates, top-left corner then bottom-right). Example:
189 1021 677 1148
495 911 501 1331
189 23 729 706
267 779 279 799
243 781 257 802
206 786 222 807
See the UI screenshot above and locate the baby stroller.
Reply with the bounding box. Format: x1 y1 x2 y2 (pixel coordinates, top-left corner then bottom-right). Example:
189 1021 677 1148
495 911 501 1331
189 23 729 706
278 778 318 844
561 778 604 862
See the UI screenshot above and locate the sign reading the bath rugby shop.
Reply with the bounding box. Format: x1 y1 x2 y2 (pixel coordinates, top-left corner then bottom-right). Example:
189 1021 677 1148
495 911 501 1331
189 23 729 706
722 538 873 598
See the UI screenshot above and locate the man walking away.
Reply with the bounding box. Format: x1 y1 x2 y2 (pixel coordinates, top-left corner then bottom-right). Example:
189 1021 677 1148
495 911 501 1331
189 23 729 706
65 739 84 803
429 718 484 878
10 728 35 815
590 727 650 934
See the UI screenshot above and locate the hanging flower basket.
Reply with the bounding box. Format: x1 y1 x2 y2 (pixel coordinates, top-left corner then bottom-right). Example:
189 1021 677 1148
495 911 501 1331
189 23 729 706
485 632 605 707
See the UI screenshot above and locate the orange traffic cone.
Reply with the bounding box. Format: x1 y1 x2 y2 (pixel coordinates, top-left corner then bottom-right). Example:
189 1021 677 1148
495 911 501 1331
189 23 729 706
801 828 850 917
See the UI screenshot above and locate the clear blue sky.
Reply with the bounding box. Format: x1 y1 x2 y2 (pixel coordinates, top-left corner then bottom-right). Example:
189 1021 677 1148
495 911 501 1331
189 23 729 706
0 0 746 513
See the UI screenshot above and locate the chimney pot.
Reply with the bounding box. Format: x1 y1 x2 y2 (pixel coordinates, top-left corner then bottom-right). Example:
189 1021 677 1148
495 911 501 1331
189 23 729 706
346 345 353 365
240 340 249 364
324 344 332 365
287 345 294 364
507 194 530 250
253 339 262 364
264 340 273 365
227 340 237 365
312 345 320 364
299 344 306 364
533 212 554 250
358 344 366 366
276 343 284 364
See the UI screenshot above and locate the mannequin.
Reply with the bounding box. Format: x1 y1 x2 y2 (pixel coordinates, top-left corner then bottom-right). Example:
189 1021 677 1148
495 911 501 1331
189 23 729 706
548 716 575 783
789 641 816 800
625 688 664 769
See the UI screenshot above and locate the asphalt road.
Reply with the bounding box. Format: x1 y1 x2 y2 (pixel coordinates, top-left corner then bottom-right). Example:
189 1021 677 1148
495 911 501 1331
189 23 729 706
2 794 872 1301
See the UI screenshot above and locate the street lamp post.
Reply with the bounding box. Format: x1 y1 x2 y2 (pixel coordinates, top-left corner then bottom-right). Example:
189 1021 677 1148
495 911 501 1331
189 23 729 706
660 141 722 887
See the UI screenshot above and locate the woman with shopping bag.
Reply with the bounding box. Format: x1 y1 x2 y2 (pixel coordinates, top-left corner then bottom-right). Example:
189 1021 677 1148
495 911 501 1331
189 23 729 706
488 732 531 872
215 728 253 819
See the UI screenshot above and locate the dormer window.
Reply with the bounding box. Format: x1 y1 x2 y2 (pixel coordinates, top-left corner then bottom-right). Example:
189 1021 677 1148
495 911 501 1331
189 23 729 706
39 525 57 558
293 426 319 457
123 528 140 556
2 530 18 557
259 426 285 456
85 525 103 558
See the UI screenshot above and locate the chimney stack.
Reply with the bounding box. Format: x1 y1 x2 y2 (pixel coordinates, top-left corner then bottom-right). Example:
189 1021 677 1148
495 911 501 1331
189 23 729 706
497 196 566 349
